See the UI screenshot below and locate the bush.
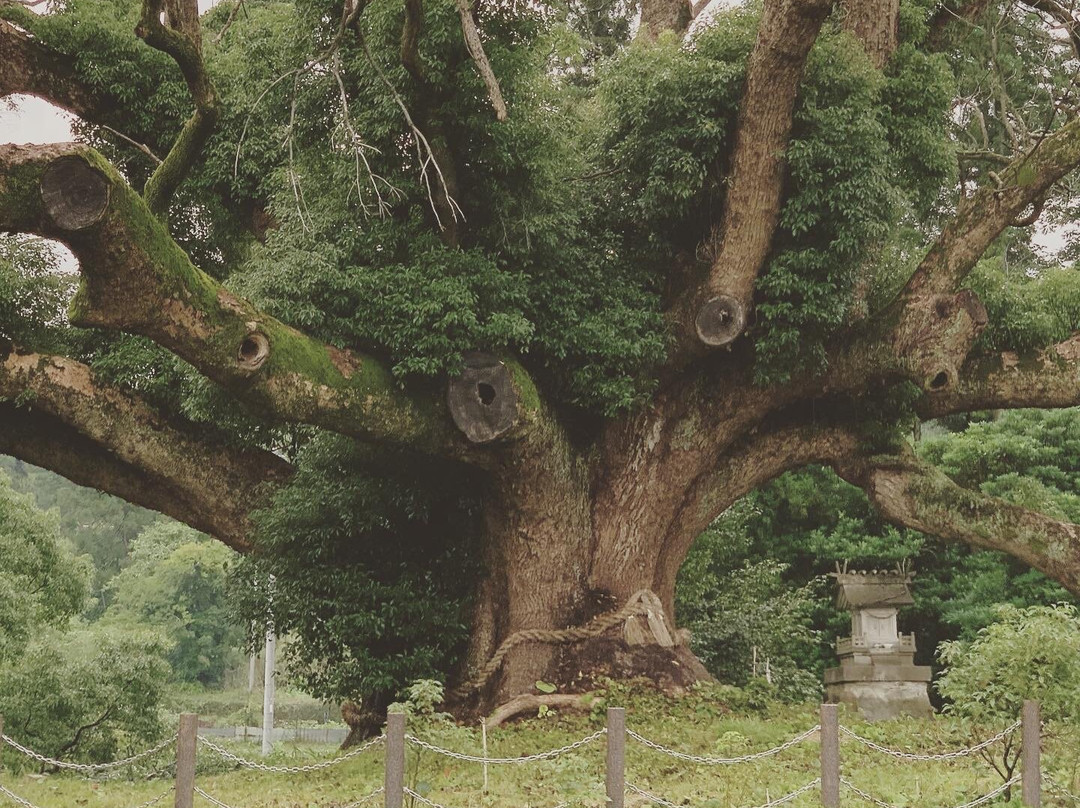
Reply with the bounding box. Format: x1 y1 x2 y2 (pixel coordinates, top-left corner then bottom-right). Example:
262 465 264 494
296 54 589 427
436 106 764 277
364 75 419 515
0 625 170 768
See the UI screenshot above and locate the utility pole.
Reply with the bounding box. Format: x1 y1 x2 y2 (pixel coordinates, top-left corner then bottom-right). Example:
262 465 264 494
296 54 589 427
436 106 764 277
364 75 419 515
261 576 276 757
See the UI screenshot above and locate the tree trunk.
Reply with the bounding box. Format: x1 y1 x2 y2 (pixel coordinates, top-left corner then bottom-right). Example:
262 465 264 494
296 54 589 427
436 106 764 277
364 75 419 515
455 422 717 714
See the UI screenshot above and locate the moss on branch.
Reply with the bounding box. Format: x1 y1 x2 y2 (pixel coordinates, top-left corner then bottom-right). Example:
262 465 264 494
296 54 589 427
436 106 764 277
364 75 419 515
1 143 546 458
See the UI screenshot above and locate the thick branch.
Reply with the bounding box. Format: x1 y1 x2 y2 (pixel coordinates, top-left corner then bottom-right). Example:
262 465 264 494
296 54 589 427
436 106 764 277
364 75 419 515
639 0 692 39
689 0 832 348
0 143 542 458
841 0 898 68
1020 0 1080 60
135 0 219 215
843 456 1080 595
904 115 1080 297
0 18 110 120
0 346 291 549
917 332 1080 418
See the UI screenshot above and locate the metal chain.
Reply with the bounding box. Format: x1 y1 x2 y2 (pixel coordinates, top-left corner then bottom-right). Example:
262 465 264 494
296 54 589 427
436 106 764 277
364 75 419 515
404 728 606 764
0 783 172 808
1046 774 1080 803
0 784 42 808
626 777 821 808
1 733 177 774
838 721 1020 761
196 733 384 773
404 787 455 808
403 789 568 808
340 786 386 808
841 775 1020 808
195 786 239 808
626 725 819 765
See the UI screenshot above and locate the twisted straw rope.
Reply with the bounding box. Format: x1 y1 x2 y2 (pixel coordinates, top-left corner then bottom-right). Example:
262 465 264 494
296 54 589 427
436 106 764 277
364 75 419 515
451 589 662 699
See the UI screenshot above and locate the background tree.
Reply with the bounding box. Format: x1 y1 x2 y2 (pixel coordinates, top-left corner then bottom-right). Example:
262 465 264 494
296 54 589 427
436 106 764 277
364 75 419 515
103 522 242 685
936 603 1080 793
5 0 1080 722
0 470 170 765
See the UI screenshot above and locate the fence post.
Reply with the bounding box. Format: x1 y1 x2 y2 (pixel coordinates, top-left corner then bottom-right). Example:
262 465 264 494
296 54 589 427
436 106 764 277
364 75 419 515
1022 700 1041 808
606 707 626 808
385 712 405 808
174 713 198 808
820 703 839 808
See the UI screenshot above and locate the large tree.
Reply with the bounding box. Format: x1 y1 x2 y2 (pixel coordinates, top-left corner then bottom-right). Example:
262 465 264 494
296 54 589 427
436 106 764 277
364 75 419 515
4 0 1080 715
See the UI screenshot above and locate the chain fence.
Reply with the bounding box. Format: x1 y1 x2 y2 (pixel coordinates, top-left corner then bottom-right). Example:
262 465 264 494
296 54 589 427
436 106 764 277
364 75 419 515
626 777 822 808
1 733 177 775
840 775 1021 808
0 704 1053 808
627 724 819 765
197 732 384 773
194 784 385 808
405 727 606 764
1047 774 1080 804
839 721 1021 762
0 782 173 808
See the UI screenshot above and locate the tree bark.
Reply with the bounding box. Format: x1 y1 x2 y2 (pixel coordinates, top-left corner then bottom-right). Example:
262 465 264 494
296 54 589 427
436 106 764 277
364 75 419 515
841 0 898 68
0 347 291 548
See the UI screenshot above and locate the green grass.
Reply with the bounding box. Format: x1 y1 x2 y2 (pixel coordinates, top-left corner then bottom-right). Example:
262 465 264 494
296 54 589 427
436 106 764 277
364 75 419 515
3 686 1079 808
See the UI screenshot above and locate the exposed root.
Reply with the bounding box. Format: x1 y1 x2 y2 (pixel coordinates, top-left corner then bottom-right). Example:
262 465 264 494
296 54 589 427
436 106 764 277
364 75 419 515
486 694 596 728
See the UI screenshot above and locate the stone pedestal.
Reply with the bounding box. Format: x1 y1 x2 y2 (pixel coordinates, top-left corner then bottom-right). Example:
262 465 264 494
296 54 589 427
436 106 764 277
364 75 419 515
824 571 932 720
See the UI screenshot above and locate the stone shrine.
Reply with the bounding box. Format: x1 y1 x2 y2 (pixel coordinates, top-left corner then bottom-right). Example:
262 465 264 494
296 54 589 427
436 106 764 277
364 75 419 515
824 569 932 720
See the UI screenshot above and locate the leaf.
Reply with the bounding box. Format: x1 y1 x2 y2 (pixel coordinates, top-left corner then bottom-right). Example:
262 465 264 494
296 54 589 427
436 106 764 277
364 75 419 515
535 680 557 694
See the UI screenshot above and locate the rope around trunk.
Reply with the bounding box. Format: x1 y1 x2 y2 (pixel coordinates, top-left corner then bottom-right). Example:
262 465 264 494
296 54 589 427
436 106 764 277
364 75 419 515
450 589 664 699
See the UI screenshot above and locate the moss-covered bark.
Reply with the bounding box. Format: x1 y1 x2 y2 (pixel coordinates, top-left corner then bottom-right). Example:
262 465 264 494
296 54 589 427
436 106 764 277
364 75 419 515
0 143 549 459
0 348 291 549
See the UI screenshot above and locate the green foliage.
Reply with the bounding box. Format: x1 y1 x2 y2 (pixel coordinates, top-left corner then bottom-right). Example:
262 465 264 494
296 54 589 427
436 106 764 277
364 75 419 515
0 457 158 612
754 29 953 381
676 501 822 702
103 522 243 685
228 433 480 708
0 624 170 768
0 236 77 354
0 472 89 661
937 603 1080 724
968 262 1080 356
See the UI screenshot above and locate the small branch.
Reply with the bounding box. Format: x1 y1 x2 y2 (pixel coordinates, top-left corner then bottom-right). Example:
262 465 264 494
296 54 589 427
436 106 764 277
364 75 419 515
212 0 244 44
357 32 463 231
1020 0 1080 59
452 0 507 121
100 125 163 166
1010 194 1047 227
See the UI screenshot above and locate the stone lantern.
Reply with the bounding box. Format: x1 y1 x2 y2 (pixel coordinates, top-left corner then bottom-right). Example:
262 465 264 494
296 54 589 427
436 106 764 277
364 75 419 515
824 568 932 720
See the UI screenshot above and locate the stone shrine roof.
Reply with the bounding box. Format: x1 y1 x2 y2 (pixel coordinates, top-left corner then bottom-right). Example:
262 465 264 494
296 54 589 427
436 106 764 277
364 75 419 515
832 570 915 609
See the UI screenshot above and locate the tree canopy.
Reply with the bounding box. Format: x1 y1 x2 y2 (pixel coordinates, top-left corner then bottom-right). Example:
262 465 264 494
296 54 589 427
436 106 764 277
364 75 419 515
5 0 1080 717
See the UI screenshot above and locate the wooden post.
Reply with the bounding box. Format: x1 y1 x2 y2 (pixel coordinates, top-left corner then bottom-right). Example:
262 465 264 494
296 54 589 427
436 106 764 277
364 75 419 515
480 717 489 794
174 713 198 808
1022 700 1041 808
385 712 405 808
606 707 625 808
820 704 839 808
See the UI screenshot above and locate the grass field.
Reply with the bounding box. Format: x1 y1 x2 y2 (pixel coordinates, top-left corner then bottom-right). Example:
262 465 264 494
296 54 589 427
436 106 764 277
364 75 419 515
3 684 1078 808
